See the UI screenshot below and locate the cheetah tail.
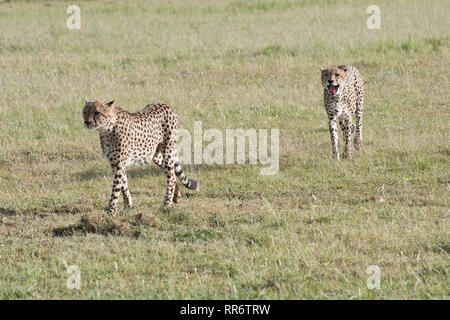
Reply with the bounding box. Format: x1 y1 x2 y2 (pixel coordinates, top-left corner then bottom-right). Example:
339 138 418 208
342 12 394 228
174 160 199 191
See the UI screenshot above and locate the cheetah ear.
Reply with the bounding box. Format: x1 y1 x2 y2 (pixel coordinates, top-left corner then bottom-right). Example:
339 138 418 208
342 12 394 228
85 98 89 105
320 68 326 73
337 65 348 72
106 100 115 108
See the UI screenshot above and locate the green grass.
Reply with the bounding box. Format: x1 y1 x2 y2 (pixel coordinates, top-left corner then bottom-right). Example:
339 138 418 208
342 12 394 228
0 0 449 299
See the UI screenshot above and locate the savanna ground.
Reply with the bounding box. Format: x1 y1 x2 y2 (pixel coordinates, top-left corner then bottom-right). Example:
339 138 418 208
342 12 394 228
0 0 448 299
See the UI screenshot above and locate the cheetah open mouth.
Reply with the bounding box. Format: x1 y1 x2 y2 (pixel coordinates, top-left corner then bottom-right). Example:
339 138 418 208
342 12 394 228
328 84 339 95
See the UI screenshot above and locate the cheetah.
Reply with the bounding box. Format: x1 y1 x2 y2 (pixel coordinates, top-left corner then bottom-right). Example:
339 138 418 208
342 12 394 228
82 100 199 216
321 65 364 160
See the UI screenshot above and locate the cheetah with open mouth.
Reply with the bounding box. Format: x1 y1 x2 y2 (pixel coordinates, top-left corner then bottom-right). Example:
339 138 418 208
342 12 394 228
320 65 364 160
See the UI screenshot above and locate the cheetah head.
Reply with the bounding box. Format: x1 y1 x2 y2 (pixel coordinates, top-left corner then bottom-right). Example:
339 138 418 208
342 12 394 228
321 66 348 96
82 100 116 130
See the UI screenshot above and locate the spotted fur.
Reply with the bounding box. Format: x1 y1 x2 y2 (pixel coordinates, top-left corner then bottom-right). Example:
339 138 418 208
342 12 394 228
82 100 199 215
320 65 364 160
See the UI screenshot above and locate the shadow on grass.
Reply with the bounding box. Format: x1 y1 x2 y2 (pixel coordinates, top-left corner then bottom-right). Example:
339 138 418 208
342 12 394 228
304 215 333 224
74 164 231 182
74 165 200 181
52 213 160 238
73 166 162 181
0 208 18 216
0 205 89 217
431 239 450 255
73 167 110 181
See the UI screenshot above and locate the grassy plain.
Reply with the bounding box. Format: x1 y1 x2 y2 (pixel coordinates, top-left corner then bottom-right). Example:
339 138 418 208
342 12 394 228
0 0 448 299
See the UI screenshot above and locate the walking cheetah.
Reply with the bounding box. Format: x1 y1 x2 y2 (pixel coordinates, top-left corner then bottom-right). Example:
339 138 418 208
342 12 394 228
82 100 199 216
320 65 364 160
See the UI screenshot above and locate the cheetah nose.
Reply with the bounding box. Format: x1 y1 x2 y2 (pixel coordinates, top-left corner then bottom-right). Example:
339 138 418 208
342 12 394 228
85 121 90 126
328 80 334 84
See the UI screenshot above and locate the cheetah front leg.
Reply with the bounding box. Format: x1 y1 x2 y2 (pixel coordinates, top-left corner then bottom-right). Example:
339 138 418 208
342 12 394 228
107 166 125 216
354 101 363 151
121 168 133 209
163 161 177 207
340 117 352 159
161 141 178 206
328 119 339 160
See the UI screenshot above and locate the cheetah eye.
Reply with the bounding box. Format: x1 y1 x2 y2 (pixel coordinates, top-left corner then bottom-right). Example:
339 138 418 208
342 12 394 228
335 74 339 77
94 111 100 117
